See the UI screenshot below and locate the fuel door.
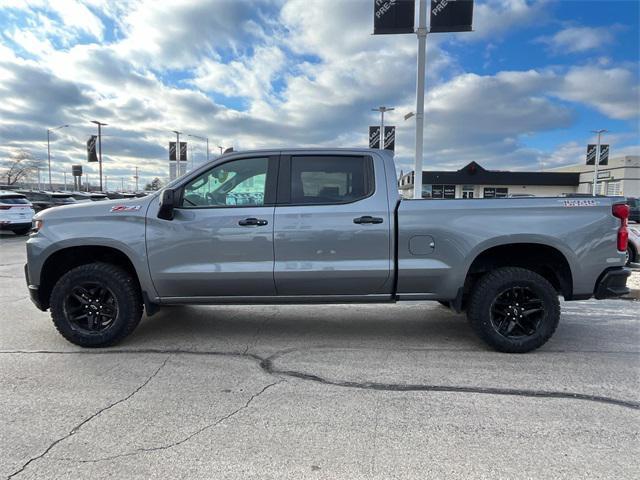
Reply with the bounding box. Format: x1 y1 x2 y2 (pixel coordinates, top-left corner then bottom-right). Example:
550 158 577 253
409 235 435 255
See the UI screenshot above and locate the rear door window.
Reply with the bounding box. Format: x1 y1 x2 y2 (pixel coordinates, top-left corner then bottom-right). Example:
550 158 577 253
289 156 373 205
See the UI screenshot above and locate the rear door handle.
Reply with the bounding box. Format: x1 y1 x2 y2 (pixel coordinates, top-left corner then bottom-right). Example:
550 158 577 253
238 217 268 226
353 216 383 224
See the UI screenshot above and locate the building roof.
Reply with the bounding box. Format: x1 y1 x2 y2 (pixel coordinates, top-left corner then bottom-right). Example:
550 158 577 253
403 161 580 187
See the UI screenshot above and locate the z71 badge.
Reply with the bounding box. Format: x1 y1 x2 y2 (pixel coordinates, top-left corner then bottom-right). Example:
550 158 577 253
110 205 141 212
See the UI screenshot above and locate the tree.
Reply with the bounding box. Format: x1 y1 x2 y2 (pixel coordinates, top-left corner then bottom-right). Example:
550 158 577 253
144 177 164 191
0 151 44 186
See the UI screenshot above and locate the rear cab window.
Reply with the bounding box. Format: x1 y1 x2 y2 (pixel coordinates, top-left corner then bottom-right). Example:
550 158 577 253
287 155 374 205
0 195 30 205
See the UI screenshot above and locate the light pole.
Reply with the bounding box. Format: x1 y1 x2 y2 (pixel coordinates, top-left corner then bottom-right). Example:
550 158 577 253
46 124 69 190
188 134 209 165
133 166 139 191
90 120 107 191
218 145 226 155
371 106 394 149
591 129 608 196
413 0 427 199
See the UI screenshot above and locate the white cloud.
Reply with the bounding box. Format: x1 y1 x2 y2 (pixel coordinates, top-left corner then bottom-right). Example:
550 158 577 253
0 0 638 187
557 65 639 120
537 25 617 54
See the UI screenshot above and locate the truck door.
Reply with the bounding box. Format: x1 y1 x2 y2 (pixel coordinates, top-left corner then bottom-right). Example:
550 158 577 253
146 155 278 298
273 154 392 296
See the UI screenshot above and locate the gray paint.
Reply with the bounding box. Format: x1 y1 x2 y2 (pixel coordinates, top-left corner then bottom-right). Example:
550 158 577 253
26 148 626 307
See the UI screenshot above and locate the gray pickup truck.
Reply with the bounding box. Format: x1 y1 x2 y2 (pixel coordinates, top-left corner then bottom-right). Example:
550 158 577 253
25 149 631 352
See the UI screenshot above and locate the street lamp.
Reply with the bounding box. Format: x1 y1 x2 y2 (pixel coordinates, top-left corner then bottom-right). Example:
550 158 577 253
47 124 69 190
217 145 226 155
90 120 108 191
372 106 394 149
187 133 210 165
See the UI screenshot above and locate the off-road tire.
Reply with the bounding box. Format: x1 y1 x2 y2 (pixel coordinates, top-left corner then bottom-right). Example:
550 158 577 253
467 267 560 353
50 262 143 347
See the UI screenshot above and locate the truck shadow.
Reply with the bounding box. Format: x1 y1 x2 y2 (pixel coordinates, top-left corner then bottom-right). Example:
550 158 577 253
131 303 480 351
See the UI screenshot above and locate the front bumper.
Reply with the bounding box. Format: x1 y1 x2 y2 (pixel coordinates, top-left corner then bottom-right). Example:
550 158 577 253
594 267 631 299
0 221 31 231
24 264 45 311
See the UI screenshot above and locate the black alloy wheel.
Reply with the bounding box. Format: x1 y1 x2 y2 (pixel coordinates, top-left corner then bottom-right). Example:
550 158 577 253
489 286 544 339
64 282 119 334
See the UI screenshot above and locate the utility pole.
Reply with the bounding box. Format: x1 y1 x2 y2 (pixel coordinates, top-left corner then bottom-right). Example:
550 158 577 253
413 0 427 199
371 106 394 149
591 129 608 196
46 124 69 190
91 120 107 191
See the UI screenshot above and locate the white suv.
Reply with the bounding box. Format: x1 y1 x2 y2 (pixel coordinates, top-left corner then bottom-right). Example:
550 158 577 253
0 191 35 235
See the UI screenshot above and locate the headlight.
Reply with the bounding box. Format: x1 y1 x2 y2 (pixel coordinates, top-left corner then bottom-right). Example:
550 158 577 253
33 220 43 232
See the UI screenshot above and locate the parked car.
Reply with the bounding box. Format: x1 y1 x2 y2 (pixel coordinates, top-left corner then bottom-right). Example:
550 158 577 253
627 225 639 266
26 148 630 352
17 191 76 212
105 192 137 200
69 192 108 202
0 191 35 235
626 197 639 223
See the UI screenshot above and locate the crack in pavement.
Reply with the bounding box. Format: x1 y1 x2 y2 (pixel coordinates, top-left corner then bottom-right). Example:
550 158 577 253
242 309 275 355
5 356 170 480
1 348 639 413
51 379 283 465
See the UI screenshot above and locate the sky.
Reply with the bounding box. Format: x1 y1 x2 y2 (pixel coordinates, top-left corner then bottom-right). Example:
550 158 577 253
0 0 638 189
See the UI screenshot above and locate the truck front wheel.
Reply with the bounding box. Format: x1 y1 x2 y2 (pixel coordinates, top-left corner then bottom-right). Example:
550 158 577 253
50 263 143 347
467 267 560 353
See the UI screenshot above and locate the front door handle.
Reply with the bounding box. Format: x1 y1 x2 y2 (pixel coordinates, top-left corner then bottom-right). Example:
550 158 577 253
353 216 383 224
238 217 268 226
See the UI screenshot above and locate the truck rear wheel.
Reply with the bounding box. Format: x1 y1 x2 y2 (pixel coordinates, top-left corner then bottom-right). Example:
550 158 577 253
50 263 143 347
467 267 560 353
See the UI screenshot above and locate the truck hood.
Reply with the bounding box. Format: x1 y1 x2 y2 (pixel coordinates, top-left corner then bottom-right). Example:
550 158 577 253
34 194 157 221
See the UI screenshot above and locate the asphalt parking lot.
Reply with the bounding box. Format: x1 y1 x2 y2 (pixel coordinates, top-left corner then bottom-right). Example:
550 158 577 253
1 233 639 479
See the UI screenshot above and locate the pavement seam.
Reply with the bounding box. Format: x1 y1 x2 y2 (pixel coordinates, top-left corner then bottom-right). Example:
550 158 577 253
5 355 170 480
2 348 639 413
51 379 284 464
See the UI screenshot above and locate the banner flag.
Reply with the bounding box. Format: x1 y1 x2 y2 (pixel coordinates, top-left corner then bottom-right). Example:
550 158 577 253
369 126 381 148
169 142 177 161
180 142 188 161
384 126 396 151
430 0 474 33
373 0 415 35
599 144 609 165
87 135 98 162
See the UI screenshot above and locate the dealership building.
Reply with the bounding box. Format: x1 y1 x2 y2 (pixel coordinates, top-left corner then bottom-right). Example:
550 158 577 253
398 156 640 199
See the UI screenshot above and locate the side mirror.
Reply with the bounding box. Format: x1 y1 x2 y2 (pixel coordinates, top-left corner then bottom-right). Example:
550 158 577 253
158 189 176 220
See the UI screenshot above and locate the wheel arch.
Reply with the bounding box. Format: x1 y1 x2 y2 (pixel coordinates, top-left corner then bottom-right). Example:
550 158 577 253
456 242 574 310
38 245 142 310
